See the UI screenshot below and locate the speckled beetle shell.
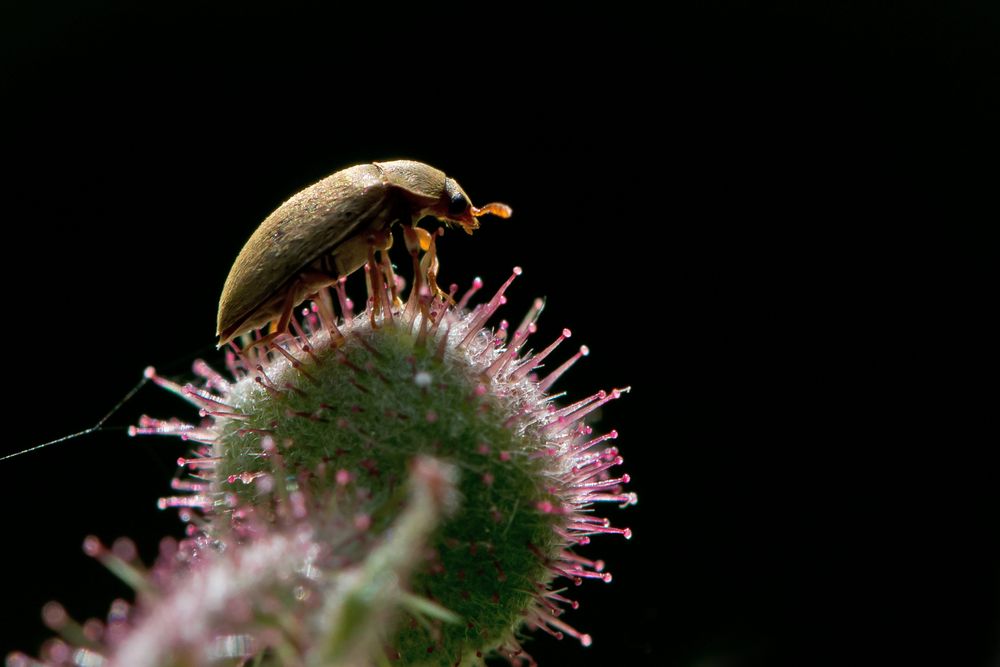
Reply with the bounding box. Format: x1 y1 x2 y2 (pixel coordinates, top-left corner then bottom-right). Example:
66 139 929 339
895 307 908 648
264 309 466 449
216 160 511 345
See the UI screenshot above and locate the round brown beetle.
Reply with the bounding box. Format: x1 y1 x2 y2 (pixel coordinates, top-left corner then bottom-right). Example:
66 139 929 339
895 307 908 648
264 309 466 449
216 160 512 347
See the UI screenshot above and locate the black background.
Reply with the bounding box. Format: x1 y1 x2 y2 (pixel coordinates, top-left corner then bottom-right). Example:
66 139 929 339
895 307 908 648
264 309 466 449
1 3 995 666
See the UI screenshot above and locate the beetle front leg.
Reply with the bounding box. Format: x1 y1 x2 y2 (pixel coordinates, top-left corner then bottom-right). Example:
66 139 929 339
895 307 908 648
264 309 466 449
419 228 453 304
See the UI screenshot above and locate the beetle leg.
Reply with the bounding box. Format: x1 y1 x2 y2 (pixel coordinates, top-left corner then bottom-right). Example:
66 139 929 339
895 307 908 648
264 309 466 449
420 229 454 304
310 287 345 342
402 226 422 254
420 249 439 297
293 271 344 339
366 240 379 321
273 289 297 334
246 271 339 352
378 249 403 307
413 226 434 251
361 226 401 307
399 227 426 322
248 330 284 352
245 287 299 351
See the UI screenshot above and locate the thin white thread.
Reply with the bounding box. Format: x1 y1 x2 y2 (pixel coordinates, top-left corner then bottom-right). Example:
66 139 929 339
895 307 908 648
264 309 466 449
0 377 149 462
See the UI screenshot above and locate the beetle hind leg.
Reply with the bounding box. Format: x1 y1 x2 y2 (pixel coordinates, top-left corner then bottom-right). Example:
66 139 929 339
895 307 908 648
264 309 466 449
246 270 339 352
243 286 299 352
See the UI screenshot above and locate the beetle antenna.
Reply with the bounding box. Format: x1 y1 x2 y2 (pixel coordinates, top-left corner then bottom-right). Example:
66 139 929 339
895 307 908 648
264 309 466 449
471 202 513 219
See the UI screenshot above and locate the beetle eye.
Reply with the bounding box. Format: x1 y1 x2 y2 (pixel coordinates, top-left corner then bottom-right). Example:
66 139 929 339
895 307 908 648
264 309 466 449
448 193 468 217
448 192 469 215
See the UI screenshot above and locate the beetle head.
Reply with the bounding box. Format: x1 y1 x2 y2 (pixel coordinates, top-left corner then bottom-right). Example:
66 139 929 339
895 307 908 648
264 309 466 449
378 161 512 233
440 177 512 234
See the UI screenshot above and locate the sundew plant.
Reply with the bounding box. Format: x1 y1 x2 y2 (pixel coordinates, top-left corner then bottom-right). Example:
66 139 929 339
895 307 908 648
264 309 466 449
9 179 635 667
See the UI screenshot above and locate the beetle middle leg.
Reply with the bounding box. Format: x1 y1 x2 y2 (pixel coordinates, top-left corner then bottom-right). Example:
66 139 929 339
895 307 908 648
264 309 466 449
364 230 396 325
371 230 403 308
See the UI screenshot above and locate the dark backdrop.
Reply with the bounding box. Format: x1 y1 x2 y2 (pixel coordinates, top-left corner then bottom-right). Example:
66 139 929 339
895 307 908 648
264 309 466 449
1 3 995 666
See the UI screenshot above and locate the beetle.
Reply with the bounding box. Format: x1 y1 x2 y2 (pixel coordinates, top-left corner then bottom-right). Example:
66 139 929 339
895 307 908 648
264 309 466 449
216 160 512 347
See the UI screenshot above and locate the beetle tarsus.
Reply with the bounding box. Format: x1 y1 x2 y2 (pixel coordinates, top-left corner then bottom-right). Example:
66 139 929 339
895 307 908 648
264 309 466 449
244 331 284 353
